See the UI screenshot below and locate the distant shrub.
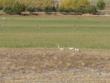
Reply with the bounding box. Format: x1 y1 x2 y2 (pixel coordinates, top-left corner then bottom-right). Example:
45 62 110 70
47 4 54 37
74 6 88 14
26 6 37 12
58 6 73 12
3 2 25 14
44 7 56 12
0 6 3 10
85 5 98 14
72 6 97 15
97 0 105 10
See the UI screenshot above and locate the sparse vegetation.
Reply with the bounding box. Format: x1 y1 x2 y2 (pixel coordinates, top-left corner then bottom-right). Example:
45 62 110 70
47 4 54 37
0 48 110 82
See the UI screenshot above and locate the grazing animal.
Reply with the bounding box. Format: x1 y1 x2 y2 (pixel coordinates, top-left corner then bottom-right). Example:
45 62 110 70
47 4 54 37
74 48 80 52
68 48 74 50
58 44 64 51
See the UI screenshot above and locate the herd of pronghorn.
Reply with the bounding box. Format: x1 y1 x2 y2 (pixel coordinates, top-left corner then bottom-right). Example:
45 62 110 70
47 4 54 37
57 44 80 52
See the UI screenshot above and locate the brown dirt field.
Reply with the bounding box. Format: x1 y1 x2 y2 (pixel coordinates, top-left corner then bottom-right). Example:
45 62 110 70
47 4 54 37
0 48 110 83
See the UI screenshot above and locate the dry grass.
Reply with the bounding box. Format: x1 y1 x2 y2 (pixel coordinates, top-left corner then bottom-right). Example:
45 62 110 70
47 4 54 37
0 48 110 83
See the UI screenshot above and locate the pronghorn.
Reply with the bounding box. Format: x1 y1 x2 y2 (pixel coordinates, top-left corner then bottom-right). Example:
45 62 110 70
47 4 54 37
57 44 64 51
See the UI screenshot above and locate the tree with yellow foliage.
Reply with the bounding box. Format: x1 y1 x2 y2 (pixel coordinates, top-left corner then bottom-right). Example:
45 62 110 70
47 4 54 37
31 0 53 11
59 0 76 10
76 0 90 8
0 0 16 7
59 0 90 11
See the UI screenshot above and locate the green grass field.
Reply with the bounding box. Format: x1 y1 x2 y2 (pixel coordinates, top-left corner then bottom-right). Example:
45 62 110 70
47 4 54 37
0 15 110 49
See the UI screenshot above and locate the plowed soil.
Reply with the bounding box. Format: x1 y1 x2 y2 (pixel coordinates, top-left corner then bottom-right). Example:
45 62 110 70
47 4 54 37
0 48 110 83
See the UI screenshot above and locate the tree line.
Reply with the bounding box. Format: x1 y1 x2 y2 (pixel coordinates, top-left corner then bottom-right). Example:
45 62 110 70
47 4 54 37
0 0 106 15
